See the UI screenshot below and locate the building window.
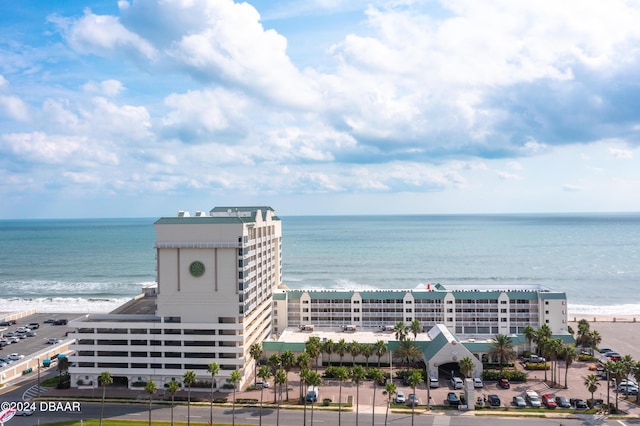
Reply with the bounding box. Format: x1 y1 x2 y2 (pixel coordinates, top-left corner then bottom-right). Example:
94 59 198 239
405 317 412 322
447 317 453 322
501 318 507 322
353 308 360 313
303 300 309 304
354 317 360 321
500 300 507 304
406 308 412 313
545 301 549 305
500 309 507 313
545 310 549 314
405 300 412 304
545 319 549 323
447 308 453 313
303 308 309 312
447 300 453 304
353 300 360 304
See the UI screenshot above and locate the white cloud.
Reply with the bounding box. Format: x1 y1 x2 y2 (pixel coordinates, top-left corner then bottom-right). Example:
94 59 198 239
0 95 30 121
51 8 157 60
82 80 125 96
609 147 633 159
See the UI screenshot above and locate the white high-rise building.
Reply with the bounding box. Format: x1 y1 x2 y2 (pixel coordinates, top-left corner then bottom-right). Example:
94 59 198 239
68 206 281 390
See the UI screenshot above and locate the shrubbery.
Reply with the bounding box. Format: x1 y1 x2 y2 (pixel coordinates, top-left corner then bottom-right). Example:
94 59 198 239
481 369 527 382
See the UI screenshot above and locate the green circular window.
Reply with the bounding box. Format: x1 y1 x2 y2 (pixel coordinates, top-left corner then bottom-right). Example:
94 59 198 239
189 261 205 277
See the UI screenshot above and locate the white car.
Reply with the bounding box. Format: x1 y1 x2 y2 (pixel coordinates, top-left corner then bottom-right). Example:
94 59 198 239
8 353 25 360
47 338 61 344
395 391 406 403
473 377 483 388
450 376 463 389
8 337 20 344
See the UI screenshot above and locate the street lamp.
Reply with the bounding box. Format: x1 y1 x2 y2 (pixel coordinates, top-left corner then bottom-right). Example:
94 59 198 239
426 360 431 410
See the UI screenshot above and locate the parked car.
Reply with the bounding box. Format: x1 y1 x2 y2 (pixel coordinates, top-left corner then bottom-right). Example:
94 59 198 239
53 319 68 325
16 327 30 333
498 378 510 389
394 391 406 404
618 383 639 395
26 323 40 329
407 394 420 406
555 396 571 408
429 376 440 388
570 398 588 409
447 392 460 406
0 321 12 326
473 377 483 388
44 318 56 323
8 337 20 344
8 353 25 360
512 396 526 407
26 331 36 337
47 338 61 344
15 409 34 416
599 347 613 354
256 381 270 388
488 394 501 407
525 390 541 407
450 376 463 389
542 394 557 408
0 339 9 347
606 352 622 361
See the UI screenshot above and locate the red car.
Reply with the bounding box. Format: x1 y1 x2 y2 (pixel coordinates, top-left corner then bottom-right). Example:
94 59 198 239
498 378 510 389
542 394 557 408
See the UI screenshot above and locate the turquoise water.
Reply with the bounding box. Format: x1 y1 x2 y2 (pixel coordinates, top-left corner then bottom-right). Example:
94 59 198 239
1 213 639 314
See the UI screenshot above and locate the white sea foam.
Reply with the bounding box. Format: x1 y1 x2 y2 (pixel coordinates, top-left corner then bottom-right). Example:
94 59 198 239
568 303 640 317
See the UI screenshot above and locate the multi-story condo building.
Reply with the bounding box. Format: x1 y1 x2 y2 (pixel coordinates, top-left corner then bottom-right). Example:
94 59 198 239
272 284 568 337
68 206 281 390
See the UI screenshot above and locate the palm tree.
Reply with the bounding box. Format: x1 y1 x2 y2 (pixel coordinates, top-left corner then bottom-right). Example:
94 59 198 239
393 321 408 342
631 361 640 404
300 368 311 426
523 325 536 354
297 352 312 401
489 334 516 371
268 354 281 403
459 356 474 378
370 368 385 426
257 365 272 426
323 339 335 366
584 374 600 408
335 339 348 366
351 365 366 426
375 340 387 367
576 319 591 347
406 369 423 426
589 330 602 349
361 343 374 367
349 340 362 365
99 371 112 426
606 360 625 412
306 338 322 372
603 360 619 412
207 362 220 426
250 343 264 386
227 370 242 426
335 366 350 426
394 339 422 366
409 319 421 340
561 346 577 389
274 369 287 426
538 337 551 383
183 370 197 426
167 380 180 426
306 371 323 426
382 381 397 426
548 338 563 386
280 350 296 401
145 380 157 426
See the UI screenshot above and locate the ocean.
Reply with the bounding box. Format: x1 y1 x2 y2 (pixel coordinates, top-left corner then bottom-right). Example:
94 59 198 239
1 213 639 315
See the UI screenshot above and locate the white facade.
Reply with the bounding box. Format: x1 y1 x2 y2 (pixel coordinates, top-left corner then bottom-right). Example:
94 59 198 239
68 207 282 390
273 284 569 338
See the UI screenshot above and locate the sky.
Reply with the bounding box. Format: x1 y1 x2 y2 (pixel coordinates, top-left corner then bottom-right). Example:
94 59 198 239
1 0 640 219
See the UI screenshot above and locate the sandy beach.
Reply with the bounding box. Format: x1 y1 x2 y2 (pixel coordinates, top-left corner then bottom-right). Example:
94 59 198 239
569 313 640 360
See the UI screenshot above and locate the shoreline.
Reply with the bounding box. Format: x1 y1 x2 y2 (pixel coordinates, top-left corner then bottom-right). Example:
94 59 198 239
568 313 640 323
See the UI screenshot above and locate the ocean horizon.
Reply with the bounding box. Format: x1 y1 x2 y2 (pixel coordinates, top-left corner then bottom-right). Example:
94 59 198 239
1 213 639 316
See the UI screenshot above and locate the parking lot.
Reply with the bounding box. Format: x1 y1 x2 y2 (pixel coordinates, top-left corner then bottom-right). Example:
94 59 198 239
0 312 82 364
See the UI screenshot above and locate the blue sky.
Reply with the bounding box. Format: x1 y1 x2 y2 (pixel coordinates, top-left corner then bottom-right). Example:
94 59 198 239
1 0 640 218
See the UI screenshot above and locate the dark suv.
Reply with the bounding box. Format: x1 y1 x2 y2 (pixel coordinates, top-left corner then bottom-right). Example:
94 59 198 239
53 319 68 325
